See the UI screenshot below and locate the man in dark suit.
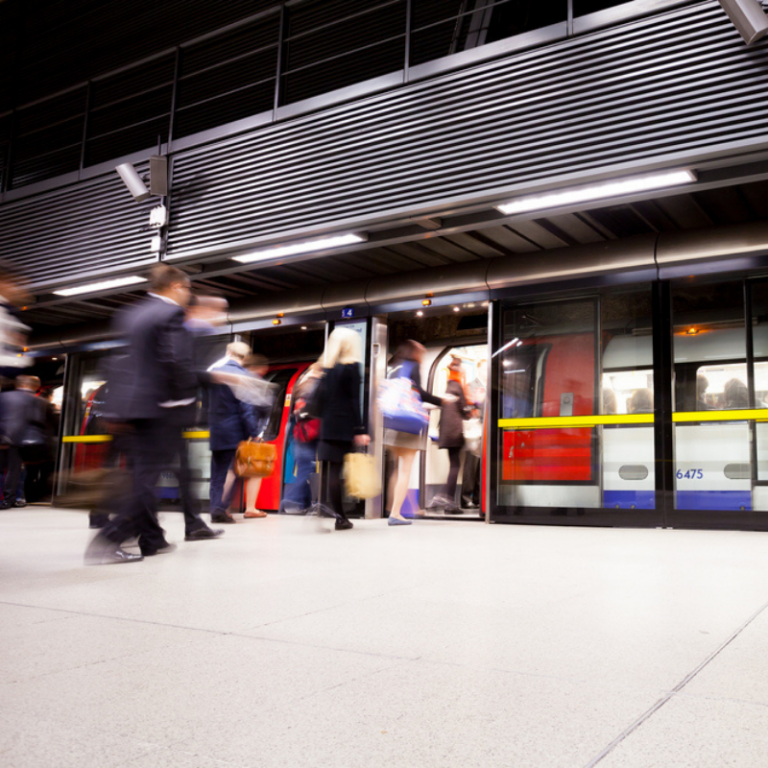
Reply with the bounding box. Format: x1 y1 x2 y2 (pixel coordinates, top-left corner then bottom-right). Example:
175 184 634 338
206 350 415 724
85 265 220 564
0 375 55 508
207 341 262 524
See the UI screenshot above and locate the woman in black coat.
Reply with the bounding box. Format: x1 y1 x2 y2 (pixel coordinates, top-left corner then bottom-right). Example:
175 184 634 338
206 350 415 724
435 358 469 513
316 327 370 530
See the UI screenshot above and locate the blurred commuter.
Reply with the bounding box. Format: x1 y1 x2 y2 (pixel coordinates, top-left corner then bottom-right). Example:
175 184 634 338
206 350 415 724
603 388 617 415
0 262 30 375
219 353 272 519
461 358 486 509
383 340 443 525
724 378 749 409
280 361 323 514
207 342 264 523
432 358 470 513
0 376 56 509
697 375 713 411
85 265 215 564
315 328 369 530
24 386 59 502
628 388 654 414
185 290 228 339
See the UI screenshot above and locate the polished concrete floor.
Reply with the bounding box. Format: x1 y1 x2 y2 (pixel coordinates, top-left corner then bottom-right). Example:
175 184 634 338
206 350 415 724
2 507 768 767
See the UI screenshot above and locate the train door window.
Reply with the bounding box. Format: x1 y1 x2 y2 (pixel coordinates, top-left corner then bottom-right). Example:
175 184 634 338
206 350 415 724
423 344 488 515
672 281 751 512
601 288 655 510
261 367 298 441
497 298 601 510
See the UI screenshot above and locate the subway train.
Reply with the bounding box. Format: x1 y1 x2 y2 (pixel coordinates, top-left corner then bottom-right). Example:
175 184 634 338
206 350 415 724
25 221 768 529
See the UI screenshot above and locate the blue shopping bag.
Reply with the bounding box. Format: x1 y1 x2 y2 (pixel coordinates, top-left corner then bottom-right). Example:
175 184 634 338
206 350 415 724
378 361 429 435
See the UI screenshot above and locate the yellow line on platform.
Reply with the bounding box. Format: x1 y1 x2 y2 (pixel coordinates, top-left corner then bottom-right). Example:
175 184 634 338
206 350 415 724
63 431 211 443
498 414 654 429
673 409 768 423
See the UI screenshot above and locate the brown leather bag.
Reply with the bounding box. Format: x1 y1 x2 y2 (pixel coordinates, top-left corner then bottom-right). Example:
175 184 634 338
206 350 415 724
234 438 276 478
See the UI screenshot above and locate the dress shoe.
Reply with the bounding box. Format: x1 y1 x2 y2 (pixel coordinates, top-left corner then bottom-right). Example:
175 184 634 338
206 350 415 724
140 542 177 557
211 513 236 524
185 527 224 541
85 536 143 565
244 510 268 518
429 494 452 509
334 518 354 531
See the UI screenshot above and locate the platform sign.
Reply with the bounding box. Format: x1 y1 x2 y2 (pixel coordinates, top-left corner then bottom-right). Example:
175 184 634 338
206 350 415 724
341 307 354 318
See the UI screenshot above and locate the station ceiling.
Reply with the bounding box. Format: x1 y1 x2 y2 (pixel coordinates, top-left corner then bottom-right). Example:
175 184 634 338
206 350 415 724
21 177 768 333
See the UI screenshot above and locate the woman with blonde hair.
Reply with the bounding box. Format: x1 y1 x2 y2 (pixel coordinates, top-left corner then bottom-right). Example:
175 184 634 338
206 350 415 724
315 327 370 530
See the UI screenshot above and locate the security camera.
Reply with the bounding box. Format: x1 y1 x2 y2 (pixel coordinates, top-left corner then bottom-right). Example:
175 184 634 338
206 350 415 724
718 0 768 45
115 155 168 202
116 163 151 202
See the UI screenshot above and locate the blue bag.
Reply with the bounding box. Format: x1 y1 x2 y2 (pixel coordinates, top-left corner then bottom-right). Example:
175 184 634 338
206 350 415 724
378 361 429 435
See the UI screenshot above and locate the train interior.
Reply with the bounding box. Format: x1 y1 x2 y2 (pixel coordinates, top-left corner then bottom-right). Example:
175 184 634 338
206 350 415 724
383 303 489 520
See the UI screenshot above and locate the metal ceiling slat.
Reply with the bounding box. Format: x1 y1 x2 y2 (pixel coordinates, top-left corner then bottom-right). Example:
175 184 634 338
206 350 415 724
543 214 607 245
476 226 542 254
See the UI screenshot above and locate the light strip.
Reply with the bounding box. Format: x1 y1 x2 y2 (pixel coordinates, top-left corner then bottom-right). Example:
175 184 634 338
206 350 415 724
53 275 147 297
232 233 367 264
496 169 697 215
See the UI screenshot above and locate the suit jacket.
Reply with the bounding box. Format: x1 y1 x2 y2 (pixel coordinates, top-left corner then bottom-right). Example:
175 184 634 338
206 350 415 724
207 358 262 451
107 295 199 421
0 389 54 447
318 363 365 442
437 379 469 449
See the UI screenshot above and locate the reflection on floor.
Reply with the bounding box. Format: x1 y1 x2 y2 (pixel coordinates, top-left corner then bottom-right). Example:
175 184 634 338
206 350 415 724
4 506 768 767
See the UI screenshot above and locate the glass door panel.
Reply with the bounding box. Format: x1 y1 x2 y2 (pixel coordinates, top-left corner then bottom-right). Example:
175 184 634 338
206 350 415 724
497 298 600 510
601 288 655 510
672 281 752 513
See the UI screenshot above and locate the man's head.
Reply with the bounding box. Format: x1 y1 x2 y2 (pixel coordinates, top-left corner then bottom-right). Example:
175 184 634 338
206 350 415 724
226 341 251 363
15 375 40 392
243 352 268 377
187 288 228 326
149 265 191 307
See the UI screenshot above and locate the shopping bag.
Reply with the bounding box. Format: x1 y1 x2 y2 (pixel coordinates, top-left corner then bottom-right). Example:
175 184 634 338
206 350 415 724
343 451 381 500
234 438 276 478
378 363 429 435
463 417 483 456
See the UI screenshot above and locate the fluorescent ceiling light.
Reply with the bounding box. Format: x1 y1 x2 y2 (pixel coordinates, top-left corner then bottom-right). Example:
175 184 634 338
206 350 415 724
53 275 147 297
232 233 367 264
496 170 697 216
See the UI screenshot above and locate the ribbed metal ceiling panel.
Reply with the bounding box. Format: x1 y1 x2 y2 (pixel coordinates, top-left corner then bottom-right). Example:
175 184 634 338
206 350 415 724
167 2 768 261
0 167 157 290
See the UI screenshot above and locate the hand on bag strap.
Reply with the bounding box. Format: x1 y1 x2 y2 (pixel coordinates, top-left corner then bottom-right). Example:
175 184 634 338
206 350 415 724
353 434 371 450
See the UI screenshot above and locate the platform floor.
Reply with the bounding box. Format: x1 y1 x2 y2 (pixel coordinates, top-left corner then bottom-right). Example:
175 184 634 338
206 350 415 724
2 507 768 767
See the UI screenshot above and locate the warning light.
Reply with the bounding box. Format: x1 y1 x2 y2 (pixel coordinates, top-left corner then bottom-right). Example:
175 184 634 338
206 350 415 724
422 299 432 307
686 328 699 335
272 318 282 326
